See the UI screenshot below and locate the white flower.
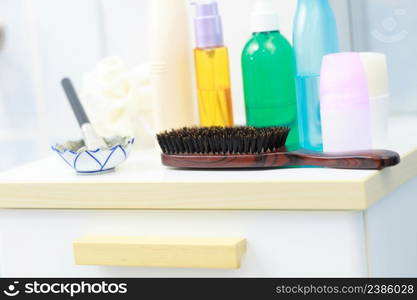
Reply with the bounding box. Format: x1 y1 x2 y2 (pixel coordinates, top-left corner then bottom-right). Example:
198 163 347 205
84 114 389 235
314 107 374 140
82 57 155 148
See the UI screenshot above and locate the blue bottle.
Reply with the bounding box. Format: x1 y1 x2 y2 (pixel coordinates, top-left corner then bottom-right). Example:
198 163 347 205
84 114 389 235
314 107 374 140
293 0 339 151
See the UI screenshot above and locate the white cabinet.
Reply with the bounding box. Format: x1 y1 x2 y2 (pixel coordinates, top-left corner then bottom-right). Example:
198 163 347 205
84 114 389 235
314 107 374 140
1 175 417 278
0 210 368 277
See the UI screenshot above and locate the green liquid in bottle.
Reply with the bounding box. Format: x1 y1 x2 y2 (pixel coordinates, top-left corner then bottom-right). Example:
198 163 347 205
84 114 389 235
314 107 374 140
242 31 300 150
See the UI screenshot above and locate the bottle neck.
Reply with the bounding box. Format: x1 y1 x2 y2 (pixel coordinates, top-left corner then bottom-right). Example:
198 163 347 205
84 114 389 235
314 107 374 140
193 3 224 48
251 1 280 34
297 0 331 9
298 0 330 3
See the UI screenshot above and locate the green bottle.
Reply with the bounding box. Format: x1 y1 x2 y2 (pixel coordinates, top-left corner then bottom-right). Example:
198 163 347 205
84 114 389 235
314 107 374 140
242 0 300 150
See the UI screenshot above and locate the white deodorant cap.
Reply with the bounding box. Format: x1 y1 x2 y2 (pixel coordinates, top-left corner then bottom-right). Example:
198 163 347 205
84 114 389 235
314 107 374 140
251 0 280 33
359 52 390 100
359 52 390 149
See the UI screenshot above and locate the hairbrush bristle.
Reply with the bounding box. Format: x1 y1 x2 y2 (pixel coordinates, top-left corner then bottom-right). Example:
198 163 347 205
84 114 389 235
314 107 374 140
157 126 290 155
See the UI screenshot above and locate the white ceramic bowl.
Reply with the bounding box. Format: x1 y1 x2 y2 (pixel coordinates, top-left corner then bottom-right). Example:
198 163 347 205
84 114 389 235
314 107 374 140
52 136 135 174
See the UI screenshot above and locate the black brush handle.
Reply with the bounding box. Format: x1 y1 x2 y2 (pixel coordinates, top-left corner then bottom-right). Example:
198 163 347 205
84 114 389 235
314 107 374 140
61 78 90 127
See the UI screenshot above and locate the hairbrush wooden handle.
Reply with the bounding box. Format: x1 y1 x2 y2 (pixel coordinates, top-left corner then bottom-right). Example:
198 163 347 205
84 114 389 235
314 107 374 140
281 150 400 170
161 149 400 170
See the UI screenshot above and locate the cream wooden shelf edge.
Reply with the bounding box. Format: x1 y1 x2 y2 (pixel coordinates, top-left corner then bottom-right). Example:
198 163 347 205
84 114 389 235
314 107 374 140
0 116 416 211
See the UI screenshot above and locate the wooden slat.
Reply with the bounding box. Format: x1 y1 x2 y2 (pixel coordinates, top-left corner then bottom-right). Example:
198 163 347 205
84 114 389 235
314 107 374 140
73 236 247 269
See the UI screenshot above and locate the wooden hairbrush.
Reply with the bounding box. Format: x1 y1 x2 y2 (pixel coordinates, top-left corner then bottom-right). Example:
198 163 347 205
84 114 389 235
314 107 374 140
157 127 400 170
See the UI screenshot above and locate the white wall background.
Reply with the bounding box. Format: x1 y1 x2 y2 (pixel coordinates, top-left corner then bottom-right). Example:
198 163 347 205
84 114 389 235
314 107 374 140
0 0 350 171
349 0 417 113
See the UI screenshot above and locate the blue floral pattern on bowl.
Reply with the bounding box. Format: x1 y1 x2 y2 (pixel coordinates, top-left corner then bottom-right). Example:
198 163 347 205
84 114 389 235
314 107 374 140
52 136 135 174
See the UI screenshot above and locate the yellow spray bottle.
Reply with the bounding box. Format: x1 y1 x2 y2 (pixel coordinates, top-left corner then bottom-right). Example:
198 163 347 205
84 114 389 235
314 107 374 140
192 1 234 127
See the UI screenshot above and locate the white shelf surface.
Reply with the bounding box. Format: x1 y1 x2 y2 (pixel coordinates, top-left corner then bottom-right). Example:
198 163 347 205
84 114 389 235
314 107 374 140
0 116 416 210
